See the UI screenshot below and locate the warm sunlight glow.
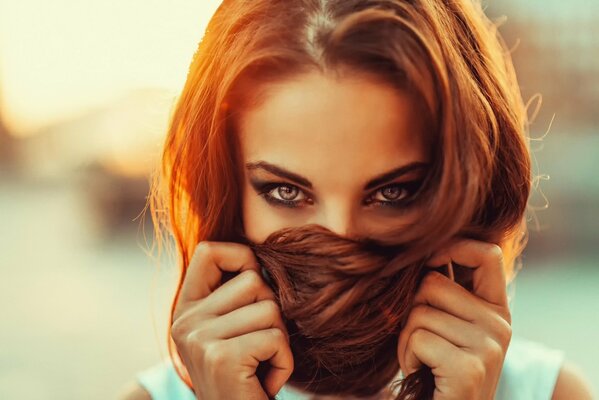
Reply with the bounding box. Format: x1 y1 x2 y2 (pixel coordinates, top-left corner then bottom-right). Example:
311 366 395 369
0 0 222 136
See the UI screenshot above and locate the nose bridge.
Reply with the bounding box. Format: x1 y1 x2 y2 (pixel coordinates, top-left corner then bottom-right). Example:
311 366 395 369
314 199 357 238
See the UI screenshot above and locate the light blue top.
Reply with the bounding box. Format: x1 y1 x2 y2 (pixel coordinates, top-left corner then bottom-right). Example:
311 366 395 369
136 335 565 400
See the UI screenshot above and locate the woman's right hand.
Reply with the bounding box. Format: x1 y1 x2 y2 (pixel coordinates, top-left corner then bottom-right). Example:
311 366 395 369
171 241 294 400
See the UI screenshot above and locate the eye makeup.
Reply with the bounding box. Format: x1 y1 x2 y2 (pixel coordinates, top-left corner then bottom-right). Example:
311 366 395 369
363 180 424 208
249 177 424 210
249 178 313 208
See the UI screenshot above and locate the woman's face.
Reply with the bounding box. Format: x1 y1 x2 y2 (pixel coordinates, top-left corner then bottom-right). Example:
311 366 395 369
238 70 430 244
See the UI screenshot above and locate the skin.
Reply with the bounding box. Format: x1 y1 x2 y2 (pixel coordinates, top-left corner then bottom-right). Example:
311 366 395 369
238 70 511 399
240 70 430 243
118 70 595 399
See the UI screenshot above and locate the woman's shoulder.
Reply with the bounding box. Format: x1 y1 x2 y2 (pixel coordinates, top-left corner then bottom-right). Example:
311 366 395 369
126 335 573 400
496 335 566 399
499 335 594 400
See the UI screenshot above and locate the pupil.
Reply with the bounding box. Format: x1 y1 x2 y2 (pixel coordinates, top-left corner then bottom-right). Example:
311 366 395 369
278 186 297 200
382 187 402 200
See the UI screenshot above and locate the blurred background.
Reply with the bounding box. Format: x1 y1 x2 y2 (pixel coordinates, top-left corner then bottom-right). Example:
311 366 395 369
0 0 597 398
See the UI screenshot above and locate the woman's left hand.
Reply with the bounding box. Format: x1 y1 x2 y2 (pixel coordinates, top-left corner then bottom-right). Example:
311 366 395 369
397 239 513 400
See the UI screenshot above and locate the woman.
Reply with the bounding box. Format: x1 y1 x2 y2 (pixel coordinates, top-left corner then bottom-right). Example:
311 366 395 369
120 0 593 399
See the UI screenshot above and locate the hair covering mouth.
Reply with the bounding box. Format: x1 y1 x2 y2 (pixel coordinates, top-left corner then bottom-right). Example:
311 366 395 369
241 224 438 399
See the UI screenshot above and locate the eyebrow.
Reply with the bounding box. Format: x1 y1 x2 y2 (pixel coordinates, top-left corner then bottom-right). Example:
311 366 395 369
245 160 429 191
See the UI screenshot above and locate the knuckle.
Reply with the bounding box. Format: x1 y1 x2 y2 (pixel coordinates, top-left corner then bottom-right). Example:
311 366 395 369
170 318 189 344
187 323 211 345
486 243 504 262
498 319 513 346
483 337 504 364
463 355 485 387
171 310 213 350
269 327 286 342
240 245 259 265
406 304 429 326
262 299 281 317
412 303 431 317
186 332 208 358
408 328 427 348
241 269 263 290
191 241 214 264
203 342 228 368
195 240 213 255
490 312 513 344
422 271 445 288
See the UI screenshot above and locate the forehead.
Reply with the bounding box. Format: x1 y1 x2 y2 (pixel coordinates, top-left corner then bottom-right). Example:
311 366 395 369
237 71 429 189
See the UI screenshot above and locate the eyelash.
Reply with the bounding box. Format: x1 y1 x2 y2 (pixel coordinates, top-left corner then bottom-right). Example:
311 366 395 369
254 181 422 209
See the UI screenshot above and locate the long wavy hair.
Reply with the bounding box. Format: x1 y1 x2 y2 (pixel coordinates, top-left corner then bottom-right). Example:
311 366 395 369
148 0 533 398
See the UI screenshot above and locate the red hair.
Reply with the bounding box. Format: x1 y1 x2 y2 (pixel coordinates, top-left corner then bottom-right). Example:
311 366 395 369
148 0 532 396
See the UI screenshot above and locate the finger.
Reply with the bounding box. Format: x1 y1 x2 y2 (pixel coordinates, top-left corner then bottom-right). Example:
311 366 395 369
413 270 493 323
231 328 294 398
402 328 460 376
427 239 508 307
200 269 277 316
179 241 261 305
411 271 513 350
398 304 481 370
207 299 290 343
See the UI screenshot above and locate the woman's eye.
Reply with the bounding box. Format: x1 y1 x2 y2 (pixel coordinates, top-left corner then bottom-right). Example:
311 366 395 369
268 185 306 202
378 186 405 201
257 182 312 208
367 181 422 207
253 179 422 209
